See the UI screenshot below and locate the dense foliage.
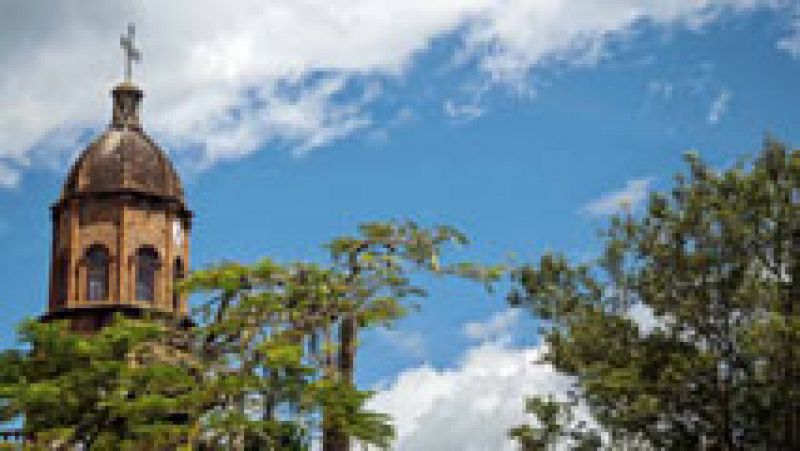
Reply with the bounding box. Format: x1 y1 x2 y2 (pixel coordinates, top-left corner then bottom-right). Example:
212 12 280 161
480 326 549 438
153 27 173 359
508 394 602 451
4 140 797 449
0 318 200 449
0 221 499 450
510 139 800 449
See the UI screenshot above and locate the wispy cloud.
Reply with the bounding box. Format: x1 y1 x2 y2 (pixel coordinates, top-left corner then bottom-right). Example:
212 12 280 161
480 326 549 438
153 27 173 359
582 178 653 217
707 89 731 125
0 1 790 186
647 79 675 100
365 107 417 146
0 162 20 189
443 100 485 122
463 309 520 343
378 328 426 359
777 11 800 58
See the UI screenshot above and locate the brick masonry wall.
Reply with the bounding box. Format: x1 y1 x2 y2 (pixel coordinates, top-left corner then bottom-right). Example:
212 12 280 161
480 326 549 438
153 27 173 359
49 196 190 325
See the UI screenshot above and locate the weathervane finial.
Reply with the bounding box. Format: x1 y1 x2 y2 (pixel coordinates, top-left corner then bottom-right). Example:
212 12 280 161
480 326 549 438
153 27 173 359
120 23 141 82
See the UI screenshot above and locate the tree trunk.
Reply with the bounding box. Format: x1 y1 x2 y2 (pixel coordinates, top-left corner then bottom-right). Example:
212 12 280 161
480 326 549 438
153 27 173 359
784 229 800 449
323 314 356 451
339 314 356 385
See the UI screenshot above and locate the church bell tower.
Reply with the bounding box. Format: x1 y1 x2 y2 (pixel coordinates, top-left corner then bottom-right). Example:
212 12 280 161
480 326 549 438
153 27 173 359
43 24 192 331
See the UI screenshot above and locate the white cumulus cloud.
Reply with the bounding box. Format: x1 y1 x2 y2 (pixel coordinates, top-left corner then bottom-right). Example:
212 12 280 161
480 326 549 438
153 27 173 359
707 89 732 125
0 0 788 186
363 309 591 450
366 341 578 451
582 178 653 216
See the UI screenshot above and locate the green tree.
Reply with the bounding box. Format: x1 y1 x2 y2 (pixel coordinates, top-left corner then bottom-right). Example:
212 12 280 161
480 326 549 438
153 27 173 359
320 221 500 450
508 394 601 451
181 258 394 450
509 140 800 449
183 221 500 450
0 316 202 449
1 221 499 450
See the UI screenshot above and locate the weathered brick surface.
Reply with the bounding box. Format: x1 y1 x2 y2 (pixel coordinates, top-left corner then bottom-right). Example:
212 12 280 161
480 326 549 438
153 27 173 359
50 196 190 322
45 83 192 332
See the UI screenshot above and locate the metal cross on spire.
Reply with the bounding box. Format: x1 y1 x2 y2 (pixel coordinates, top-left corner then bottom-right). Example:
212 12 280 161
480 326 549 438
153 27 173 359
120 23 141 82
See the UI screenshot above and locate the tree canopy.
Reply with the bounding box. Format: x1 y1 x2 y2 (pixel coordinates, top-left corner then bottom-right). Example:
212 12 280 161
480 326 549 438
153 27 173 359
0 221 500 450
509 139 800 449
2 140 798 449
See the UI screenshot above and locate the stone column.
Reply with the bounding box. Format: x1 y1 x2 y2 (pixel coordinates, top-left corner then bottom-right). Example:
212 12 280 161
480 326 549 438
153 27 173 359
118 200 128 304
181 217 191 315
48 209 58 310
66 201 80 307
163 210 173 312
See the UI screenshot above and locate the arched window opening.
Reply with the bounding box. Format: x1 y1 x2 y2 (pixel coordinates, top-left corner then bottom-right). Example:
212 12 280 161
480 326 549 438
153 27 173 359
136 247 159 302
57 255 69 305
173 258 184 312
85 245 109 301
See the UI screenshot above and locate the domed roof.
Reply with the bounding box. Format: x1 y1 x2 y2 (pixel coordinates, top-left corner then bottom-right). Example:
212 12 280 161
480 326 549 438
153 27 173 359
59 83 184 203
61 128 184 201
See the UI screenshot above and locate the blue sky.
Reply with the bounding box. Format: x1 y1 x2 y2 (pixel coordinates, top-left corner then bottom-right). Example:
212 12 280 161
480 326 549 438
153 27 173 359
1 2 799 448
